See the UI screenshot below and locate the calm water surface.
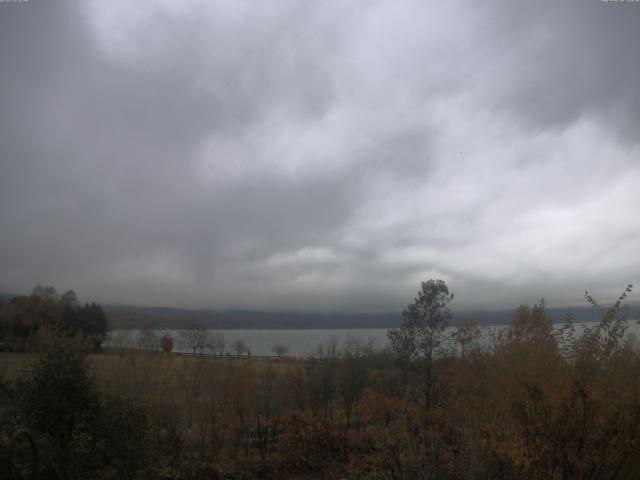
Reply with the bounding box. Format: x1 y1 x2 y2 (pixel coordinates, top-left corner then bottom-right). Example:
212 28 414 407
108 321 640 357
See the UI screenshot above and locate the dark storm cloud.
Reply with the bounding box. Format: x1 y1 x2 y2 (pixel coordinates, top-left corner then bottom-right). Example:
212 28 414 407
1 0 639 311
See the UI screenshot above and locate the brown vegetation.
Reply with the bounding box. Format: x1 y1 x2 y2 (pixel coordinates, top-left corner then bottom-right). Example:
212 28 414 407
1 283 640 479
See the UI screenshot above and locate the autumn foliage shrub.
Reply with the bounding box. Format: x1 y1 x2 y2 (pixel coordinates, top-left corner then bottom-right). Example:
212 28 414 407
161 335 174 353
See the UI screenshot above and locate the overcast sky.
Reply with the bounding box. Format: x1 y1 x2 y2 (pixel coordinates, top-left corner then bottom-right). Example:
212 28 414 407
1 0 639 312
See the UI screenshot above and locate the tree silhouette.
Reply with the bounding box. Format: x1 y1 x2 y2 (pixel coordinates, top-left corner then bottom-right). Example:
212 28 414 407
388 279 453 413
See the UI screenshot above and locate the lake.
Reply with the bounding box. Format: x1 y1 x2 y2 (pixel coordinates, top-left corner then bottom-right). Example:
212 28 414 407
108 320 640 356
108 328 391 356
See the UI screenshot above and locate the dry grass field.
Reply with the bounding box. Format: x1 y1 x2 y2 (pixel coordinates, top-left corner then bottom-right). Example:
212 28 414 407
2 349 297 429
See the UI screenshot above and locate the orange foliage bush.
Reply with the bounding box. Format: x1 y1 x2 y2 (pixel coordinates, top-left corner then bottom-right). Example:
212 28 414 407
161 335 174 353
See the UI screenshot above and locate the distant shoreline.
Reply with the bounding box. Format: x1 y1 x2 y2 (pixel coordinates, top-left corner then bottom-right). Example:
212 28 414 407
105 304 608 330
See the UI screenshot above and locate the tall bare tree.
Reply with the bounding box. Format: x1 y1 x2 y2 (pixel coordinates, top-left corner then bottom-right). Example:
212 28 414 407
207 331 226 356
180 322 209 355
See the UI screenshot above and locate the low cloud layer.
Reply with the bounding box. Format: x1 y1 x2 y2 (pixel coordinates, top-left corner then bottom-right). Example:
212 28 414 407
1 0 639 311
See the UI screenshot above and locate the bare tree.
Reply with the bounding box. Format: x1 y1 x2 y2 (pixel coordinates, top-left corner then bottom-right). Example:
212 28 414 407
271 343 289 357
306 337 339 421
338 336 374 429
137 324 160 352
207 331 226 356
106 329 133 355
180 322 209 355
232 338 248 356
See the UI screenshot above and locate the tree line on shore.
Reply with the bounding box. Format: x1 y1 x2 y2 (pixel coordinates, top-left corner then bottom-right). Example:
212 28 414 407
0 284 107 351
116 323 289 357
1 280 639 479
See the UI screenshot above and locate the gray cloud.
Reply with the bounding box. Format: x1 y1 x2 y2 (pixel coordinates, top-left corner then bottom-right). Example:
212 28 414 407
1 0 639 312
